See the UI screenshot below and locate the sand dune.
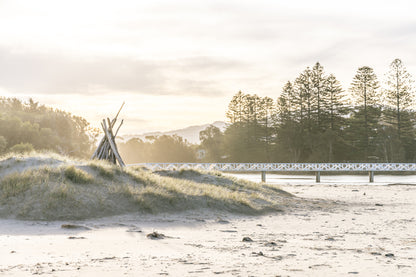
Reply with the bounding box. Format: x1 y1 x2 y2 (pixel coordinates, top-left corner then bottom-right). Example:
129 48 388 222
0 153 331 220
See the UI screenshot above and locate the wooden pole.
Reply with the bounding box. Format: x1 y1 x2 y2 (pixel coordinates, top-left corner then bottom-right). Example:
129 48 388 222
369 171 374 183
261 171 266 182
102 120 125 167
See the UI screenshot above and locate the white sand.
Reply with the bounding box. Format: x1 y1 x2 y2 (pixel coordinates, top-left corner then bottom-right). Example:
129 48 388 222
0 182 415 276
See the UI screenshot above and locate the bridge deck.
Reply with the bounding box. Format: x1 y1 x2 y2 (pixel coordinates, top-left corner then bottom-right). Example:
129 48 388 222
129 163 416 172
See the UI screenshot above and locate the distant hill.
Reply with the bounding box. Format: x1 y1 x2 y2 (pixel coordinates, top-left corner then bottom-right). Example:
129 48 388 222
120 121 227 144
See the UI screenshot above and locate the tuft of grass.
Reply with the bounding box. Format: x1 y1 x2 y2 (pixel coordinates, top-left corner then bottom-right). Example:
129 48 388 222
0 168 50 198
88 160 121 180
63 166 94 184
50 183 71 200
0 172 33 198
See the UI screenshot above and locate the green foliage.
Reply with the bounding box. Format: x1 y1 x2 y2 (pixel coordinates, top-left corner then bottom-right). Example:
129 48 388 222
10 143 34 154
199 125 224 162
118 135 196 163
220 60 416 162
224 92 275 162
0 97 95 158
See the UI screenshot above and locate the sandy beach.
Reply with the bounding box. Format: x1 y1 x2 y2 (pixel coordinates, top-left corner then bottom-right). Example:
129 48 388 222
0 179 415 276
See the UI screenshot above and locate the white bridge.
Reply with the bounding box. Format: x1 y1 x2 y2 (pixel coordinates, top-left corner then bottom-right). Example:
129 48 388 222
129 163 416 183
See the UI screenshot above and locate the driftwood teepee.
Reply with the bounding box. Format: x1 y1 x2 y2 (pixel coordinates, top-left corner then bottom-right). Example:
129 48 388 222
91 103 125 167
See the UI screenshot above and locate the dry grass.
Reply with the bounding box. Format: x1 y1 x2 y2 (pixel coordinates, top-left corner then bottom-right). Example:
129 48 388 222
0 153 293 220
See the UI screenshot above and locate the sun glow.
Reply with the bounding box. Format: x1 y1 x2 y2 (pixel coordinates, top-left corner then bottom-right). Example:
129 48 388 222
1 0 416 134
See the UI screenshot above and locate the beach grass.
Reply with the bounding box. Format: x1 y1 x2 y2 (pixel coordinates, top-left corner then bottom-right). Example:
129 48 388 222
0 153 292 220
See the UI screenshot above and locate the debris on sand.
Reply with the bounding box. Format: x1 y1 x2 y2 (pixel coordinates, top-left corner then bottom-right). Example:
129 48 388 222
242 237 253 242
265 241 277 247
126 227 142 233
146 231 166 240
251 251 264 256
61 224 91 230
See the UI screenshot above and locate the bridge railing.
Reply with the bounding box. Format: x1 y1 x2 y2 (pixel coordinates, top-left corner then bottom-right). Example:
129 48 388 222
128 163 416 183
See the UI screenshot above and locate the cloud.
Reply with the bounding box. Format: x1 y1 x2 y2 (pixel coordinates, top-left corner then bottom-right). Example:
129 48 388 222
0 47 246 96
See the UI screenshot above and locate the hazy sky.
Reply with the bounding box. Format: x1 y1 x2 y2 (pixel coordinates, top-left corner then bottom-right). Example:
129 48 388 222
1 0 416 134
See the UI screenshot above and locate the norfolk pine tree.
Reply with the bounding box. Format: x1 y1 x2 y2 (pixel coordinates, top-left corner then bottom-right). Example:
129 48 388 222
349 66 380 160
384 58 414 139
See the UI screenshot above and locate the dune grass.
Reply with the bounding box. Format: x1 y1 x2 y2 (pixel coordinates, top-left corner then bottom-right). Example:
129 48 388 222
0 153 293 220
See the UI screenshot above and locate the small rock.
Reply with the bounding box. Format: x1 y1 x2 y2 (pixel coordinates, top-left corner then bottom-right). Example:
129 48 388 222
370 252 382 255
348 272 359 274
363 192 366 196
252 251 264 256
375 203 384 206
146 231 165 240
242 237 253 242
126 227 142 233
385 253 395 257
68 236 86 240
61 224 91 230
325 237 335 241
352 189 359 192
217 219 230 224
220 230 237 233
256 224 262 227
265 242 277 247
10 251 16 254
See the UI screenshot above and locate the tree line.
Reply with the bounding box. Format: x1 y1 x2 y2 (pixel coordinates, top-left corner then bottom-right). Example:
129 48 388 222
2 58 415 163
201 59 416 163
0 97 96 157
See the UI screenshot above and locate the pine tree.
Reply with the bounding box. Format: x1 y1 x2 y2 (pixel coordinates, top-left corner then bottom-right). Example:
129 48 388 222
295 68 313 132
226 91 245 124
278 81 295 120
322 74 348 161
325 74 347 131
349 66 380 160
384 58 414 139
276 83 303 162
311 62 327 129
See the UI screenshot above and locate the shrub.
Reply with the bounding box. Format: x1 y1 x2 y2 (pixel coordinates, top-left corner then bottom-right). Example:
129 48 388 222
63 166 94 184
9 143 34 154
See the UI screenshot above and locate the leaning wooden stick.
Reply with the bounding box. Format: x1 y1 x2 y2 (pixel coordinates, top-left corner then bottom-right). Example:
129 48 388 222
102 120 125 167
91 103 126 166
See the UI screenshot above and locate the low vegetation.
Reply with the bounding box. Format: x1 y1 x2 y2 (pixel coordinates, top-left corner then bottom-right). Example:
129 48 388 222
0 97 96 158
0 153 293 220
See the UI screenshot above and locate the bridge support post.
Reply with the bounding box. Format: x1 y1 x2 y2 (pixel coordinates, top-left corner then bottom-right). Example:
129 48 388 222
261 171 266 183
315 171 320 183
369 171 374 183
